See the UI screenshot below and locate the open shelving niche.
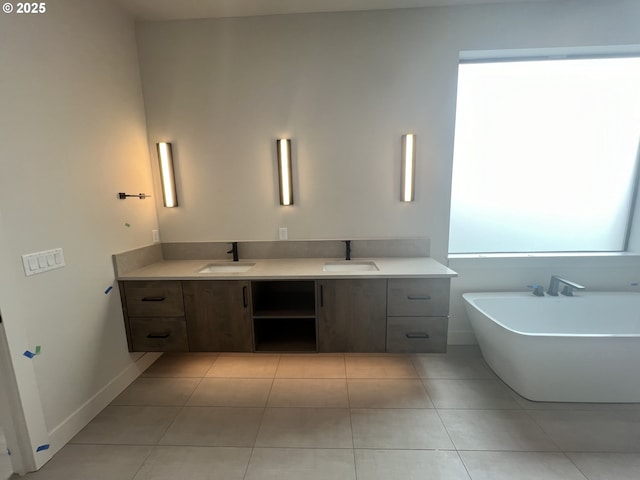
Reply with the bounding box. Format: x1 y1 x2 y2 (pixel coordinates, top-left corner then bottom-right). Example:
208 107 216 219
251 280 317 352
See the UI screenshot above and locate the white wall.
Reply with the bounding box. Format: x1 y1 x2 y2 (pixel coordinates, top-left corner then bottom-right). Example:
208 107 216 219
136 0 640 264
136 9 458 261
0 0 157 467
136 0 640 342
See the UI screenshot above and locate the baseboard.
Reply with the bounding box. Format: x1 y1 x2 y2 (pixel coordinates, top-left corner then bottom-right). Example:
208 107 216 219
448 330 478 345
46 352 162 458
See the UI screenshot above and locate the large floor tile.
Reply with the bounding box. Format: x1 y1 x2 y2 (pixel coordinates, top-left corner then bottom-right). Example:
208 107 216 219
351 408 453 449
159 407 263 446
206 355 280 378
439 410 558 451
267 379 349 407
112 378 200 406
24 445 152 480
245 448 356 480
255 408 352 448
347 379 433 408
355 449 470 480
71 406 180 445
345 356 417 379
460 451 588 480
133 446 252 480
411 354 495 379
187 378 273 407
529 410 640 452
143 354 218 378
423 379 521 409
567 453 640 480
276 355 346 378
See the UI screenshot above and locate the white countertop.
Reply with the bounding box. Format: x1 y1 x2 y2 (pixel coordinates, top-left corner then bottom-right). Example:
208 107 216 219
117 257 457 280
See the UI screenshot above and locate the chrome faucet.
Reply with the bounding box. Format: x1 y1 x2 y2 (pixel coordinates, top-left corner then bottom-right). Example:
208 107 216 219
547 275 585 296
227 242 239 262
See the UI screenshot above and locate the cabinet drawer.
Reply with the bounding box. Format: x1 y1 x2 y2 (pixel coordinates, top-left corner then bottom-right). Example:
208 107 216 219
129 317 188 352
387 279 449 317
386 317 447 353
123 281 184 317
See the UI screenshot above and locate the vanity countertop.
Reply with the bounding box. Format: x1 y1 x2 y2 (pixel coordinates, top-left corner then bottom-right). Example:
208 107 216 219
116 257 457 281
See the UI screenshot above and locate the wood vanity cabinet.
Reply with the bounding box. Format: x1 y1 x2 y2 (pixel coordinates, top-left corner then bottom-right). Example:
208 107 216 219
317 279 387 352
119 275 452 354
183 280 252 352
119 280 188 352
386 278 450 353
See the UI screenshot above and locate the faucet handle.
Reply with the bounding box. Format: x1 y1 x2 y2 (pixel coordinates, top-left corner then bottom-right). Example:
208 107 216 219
528 284 544 297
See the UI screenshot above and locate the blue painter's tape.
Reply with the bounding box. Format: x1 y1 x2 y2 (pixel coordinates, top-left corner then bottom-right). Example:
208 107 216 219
23 350 35 359
104 286 113 294
36 444 49 452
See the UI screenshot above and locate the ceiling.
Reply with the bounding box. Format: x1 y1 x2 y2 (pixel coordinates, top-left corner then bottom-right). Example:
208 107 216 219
113 0 553 21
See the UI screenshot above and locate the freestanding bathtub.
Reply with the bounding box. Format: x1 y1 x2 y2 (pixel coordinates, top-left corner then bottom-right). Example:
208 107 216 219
463 292 640 403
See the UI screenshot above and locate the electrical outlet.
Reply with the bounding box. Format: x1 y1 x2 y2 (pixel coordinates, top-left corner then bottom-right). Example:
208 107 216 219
279 227 288 240
152 230 160 243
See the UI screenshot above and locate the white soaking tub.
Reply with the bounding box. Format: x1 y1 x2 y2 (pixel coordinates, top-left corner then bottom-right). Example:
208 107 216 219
463 292 640 403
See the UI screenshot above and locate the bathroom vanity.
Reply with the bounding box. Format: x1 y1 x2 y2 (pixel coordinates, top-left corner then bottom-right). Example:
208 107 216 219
114 242 457 354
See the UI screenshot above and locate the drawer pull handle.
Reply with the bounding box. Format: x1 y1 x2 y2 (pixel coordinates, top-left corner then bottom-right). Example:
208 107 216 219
407 295 431 300
141 296 166 302
147 332 171 339
242 286 248 308
406 332 429 339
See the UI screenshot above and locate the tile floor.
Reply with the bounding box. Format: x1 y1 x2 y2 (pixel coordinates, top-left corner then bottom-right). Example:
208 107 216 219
15 347 640 479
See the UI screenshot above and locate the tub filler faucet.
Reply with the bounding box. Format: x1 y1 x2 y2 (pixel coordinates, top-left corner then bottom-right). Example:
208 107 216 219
547 275 585 296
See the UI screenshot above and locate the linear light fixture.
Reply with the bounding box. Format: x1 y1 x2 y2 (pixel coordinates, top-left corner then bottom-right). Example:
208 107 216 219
156 142 178 208
401 133 416 202
276 138 293 206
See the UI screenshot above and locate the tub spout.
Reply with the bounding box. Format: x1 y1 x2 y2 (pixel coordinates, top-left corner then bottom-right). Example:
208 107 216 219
547 275 585 296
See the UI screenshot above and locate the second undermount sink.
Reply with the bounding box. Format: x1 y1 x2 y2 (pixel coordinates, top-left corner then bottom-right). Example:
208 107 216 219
323 261 379 272
198 262 256 273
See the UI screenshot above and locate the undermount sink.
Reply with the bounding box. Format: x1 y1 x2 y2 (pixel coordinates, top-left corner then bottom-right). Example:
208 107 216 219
323 261 379 272
198 262 256 273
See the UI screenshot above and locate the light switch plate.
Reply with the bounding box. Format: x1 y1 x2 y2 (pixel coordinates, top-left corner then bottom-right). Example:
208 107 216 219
279 227 288 240
152 230 160 243
22 248 65 277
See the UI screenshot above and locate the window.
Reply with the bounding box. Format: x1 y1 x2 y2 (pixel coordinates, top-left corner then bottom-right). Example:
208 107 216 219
448 56 640 254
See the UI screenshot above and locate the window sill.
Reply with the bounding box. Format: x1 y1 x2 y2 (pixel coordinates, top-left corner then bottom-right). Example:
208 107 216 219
448 251 640 260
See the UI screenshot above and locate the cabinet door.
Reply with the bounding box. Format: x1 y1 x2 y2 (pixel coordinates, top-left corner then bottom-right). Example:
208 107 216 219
318 279 387 352
183 280 252 352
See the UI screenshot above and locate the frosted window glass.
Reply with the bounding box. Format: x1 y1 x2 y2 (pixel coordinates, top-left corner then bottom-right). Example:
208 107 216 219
449 57 640 253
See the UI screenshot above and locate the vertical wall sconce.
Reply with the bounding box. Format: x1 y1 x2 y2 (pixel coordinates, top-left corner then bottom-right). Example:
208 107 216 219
276 138 293 206
156 142 178 208
401 133 416 202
